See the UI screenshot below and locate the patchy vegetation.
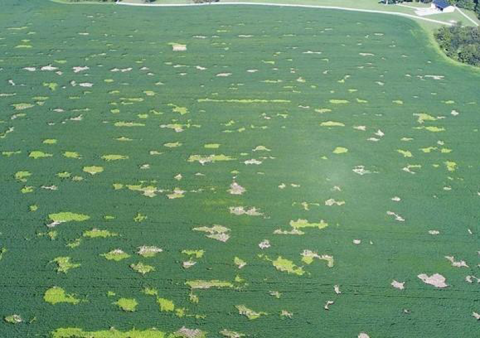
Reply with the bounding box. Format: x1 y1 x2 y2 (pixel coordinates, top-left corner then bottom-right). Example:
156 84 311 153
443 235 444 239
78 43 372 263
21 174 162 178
1 1 479 337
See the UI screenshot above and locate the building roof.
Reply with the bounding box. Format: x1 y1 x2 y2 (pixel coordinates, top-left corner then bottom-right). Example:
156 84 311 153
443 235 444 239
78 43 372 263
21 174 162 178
434 0 452 9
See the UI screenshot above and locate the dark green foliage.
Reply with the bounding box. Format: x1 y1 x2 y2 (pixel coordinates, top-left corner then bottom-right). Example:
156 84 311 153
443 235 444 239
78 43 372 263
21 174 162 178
448 0 477 10
448 0 480 18
435 24 480 66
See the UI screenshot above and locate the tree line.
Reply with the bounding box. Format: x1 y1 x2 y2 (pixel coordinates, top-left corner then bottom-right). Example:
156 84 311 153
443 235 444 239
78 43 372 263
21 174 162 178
386 1 480 67
435 24 480 66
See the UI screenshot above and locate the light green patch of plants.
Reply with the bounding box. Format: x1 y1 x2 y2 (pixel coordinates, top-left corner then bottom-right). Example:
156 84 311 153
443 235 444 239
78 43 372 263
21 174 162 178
130 262 155 275
114 298 138 312
29 151 52 159
102 249 130 261
52 256 80 273
83 166 104 175
49 212 90 223
272 256 305 276
44 287 80 305
83 229 117 238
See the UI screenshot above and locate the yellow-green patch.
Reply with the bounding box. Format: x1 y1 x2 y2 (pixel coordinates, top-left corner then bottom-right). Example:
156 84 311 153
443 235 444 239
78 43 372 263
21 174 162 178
445 161 457 172
43 139 57 144
157 298 175 312
114 298 138 312
204 143 220 149
114 121 145 127
52 257 80 273
188 154 235 163
83 166 104 175
290 219 328 230
63 151 81 159
164 142 182 148
49 212 90 223
329 99 349 104
320 121 345 127
185 280 234 290
272 256 305 276
333 147 348 154
102 250 130 261
130 262 155 275
51 328 165 338
397 150 413 158
236 305 267 320
44 287 80 305
83 229 117 238
101 154 128 161
198 98 290 103
14 171 31 182
12 103 34 110
29 151 52 159
182 250 205 258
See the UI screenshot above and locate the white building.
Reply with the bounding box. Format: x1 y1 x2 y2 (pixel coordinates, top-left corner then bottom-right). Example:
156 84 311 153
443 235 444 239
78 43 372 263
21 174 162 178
431 0 455 13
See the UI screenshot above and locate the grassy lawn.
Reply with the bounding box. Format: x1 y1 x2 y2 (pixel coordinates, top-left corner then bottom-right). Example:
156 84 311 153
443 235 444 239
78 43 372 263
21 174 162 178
1 0 480 337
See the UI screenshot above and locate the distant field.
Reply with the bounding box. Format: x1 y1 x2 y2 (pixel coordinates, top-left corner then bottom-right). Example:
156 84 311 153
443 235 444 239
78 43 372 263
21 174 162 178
118 0 480 31
1 0 480 337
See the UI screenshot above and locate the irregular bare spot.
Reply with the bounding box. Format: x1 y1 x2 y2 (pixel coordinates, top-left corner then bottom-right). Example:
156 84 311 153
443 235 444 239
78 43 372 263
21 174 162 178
445 256 468 268
72 66 89 73
325 199 345 206
387 211 405 222
244 158 262 165
174 327 205 338
185 280 233 290
418 273 448 288
229 206 263 216
172 44 187 52
188 154 235 165
290 219 328 231
102 249 130 261
391 280 405 290
4 314 23 324
220 329 246 338
352 165 371 175
320 121 345 127
193 225 230 242
301 250 334 267
236 305 267 320
324 300 334 310
234 257 246 269
130 262 155 275
138 246 163 258
228 182 246 195
258 239 271 250
167 188 185 199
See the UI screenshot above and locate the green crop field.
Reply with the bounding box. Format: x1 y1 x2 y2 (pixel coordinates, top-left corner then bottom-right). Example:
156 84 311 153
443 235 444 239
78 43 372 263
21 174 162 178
1 0 480 337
